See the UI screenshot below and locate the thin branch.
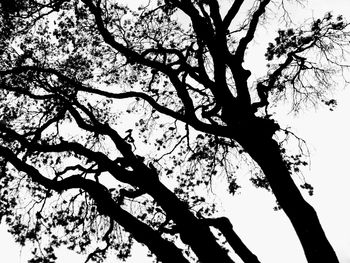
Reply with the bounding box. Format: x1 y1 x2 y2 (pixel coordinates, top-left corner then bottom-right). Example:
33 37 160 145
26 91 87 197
56 164 99 177
84 218 114 263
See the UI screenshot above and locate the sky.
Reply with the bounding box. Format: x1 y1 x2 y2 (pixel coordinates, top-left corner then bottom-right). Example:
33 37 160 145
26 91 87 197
1 0 350 262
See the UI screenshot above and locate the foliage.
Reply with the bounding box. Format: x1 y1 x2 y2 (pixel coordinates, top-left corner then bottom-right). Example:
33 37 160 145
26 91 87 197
0 1 349 263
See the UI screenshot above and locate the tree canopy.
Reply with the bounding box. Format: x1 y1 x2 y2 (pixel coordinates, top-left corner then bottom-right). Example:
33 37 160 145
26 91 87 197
0 0 349 262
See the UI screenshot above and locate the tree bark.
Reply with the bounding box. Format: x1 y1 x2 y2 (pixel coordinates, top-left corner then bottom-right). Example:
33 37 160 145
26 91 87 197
237 128 339 263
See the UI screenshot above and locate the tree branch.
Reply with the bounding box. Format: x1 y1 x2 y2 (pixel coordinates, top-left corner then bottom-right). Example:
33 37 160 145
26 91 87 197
0 146 190 263
0 123 133 184
236 0 270 61
223 0 245 30
0 65 232 151
207 1 222 30
0 66 189 126
81 0 201 120
204 217 261 263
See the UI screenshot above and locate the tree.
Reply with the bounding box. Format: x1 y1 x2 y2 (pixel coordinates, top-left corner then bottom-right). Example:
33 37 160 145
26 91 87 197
0 0 349 262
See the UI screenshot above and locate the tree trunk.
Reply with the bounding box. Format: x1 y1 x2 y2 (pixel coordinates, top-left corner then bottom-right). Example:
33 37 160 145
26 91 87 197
238 130 339 263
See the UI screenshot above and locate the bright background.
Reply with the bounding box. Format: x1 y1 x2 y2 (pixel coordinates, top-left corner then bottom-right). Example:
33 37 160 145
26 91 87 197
1 0 350 262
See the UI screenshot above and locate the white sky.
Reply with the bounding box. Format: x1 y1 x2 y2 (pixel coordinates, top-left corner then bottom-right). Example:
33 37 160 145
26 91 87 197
1 0 350 262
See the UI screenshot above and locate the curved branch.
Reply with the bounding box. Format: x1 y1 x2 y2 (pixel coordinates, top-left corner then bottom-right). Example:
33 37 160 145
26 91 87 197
81 0 168 72
236 0 270 61
251 53 295 112
81 0 201 120
0 123 133 184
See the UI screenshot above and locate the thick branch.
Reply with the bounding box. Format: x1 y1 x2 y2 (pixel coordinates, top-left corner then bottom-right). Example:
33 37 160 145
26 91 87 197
144 179 235 263
223 0 245 30
0 123 234 263
207 1 222 31
205 217 261 263
0 146 189 263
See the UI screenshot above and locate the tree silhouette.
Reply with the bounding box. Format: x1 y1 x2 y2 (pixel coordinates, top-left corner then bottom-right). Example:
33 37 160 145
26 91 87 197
0 1 349 262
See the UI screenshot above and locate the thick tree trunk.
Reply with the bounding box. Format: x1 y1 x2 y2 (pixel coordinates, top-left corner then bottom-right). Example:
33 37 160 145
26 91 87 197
238 130 339 263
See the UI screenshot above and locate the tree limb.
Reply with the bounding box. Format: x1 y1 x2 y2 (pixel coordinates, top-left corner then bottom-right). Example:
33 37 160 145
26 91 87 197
223 0 245 30
0 123 133 184
204 217 261 263
236 0 270 61
0 146 190 263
